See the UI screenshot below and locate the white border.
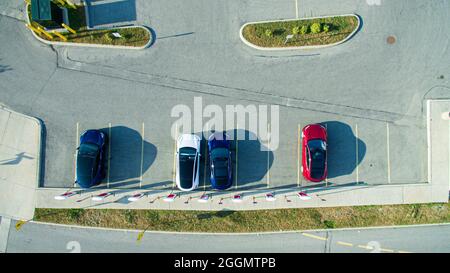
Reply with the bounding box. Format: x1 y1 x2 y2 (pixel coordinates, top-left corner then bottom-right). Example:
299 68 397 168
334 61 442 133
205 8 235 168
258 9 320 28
29 220 450 235
239 14 361 51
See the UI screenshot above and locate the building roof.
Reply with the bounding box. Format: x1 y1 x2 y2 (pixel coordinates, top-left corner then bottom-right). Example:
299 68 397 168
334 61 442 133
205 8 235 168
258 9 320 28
31 0 52 21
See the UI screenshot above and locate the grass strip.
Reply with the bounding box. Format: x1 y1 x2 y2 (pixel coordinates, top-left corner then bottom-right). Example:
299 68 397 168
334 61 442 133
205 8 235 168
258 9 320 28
35 203 450 233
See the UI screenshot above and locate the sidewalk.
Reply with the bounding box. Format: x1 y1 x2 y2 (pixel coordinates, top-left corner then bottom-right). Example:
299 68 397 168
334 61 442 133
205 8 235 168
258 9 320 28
0 105 41 220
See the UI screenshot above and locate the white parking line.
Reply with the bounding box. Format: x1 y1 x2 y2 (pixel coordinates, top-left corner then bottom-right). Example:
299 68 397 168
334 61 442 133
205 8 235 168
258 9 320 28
107 122 111 188
235 124 239 190
139 122 145 188
74 122 79 183
355 123 359 184
325 123 328 187
203 139 208 191
297 124 301 187
295 0 299 19
172 123 178 189
386 123 391 184
267 123 271 188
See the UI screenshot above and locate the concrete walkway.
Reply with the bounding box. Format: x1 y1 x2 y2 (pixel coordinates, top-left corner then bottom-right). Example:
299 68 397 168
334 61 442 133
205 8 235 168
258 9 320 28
0 105 41 220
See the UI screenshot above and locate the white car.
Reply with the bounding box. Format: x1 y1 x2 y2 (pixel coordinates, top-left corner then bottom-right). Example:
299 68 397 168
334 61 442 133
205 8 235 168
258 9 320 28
176 134 201 191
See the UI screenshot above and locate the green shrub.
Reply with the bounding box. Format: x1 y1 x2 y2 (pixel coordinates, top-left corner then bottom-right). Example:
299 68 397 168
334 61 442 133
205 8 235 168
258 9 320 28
103 33 113 43
68 209 84 220
292 26 300 35
324 220 336 229
300 25 308 35
323 24 330 33
311 22 321 34
124 209 137 224
265 29 273 37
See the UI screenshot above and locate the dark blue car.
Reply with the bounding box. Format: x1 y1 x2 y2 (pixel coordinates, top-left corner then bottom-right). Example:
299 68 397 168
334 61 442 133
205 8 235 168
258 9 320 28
76 130 107 188
208 132 232 190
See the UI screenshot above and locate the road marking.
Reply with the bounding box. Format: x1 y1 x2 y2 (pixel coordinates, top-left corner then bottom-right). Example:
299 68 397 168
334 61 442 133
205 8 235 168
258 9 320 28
398 250 412 253
301 232 327 241
107 123 111 188
172 123 178 189
297 124 301 187
267 123 271 188
357 244 373 250
355 123 359 184
235 125 239 190
337 241 354 247
139 122 145 188
386 123 391 184
380 248 395 253
325 123 328 187
295 0 299 19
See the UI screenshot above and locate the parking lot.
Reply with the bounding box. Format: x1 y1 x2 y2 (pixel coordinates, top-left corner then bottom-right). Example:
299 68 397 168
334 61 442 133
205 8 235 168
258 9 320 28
1 0 444 199
66 104 427 193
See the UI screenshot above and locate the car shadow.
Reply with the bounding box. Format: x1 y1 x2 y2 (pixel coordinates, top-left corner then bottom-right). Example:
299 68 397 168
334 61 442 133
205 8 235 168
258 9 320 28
194 129 273 191
320 121 366 180
98 126 157 188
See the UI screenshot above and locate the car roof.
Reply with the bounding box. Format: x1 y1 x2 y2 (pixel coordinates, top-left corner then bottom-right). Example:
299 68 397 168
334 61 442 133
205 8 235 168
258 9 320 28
179 153 196 189
76 155 96 186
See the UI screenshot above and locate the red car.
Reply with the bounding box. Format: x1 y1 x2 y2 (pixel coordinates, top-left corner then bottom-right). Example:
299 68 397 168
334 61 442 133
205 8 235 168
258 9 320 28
301 124 328 182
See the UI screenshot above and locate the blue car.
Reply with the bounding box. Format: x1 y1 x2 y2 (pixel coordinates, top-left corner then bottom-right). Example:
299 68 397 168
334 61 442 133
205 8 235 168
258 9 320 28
208 132 232 190
76 130 107 188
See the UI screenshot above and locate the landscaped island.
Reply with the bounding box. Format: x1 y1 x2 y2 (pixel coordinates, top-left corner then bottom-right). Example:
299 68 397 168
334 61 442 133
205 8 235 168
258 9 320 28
26 1 151 48
241 14 360 49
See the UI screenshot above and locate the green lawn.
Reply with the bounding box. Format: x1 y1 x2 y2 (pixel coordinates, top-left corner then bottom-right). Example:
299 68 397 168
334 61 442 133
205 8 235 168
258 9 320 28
35 203 450 233
242 15 359 48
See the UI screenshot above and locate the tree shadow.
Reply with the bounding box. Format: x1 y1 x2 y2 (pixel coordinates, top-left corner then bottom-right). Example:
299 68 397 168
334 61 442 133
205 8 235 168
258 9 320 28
320 121 366 179
85 0 137 28
97 126 157 188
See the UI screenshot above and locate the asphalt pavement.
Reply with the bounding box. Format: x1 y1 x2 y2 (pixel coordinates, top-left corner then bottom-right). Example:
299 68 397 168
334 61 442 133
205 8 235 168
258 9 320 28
5 220 450 253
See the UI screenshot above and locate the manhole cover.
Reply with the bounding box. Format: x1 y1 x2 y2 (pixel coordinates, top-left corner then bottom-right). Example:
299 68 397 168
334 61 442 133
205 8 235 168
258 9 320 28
387 35 396 45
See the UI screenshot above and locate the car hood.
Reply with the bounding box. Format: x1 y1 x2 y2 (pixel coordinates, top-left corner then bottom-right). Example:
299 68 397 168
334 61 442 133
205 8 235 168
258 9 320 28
304 124 327 140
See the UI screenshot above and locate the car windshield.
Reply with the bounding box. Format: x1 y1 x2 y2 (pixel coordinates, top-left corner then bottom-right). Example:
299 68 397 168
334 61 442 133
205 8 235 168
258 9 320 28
211 147 228 160
179 147 197 188
307 140 326 179
78 143 99 157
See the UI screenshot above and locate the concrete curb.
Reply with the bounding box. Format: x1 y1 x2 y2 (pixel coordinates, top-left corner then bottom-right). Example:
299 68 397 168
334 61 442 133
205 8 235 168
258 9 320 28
25 3 153 50
239 14 361 51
